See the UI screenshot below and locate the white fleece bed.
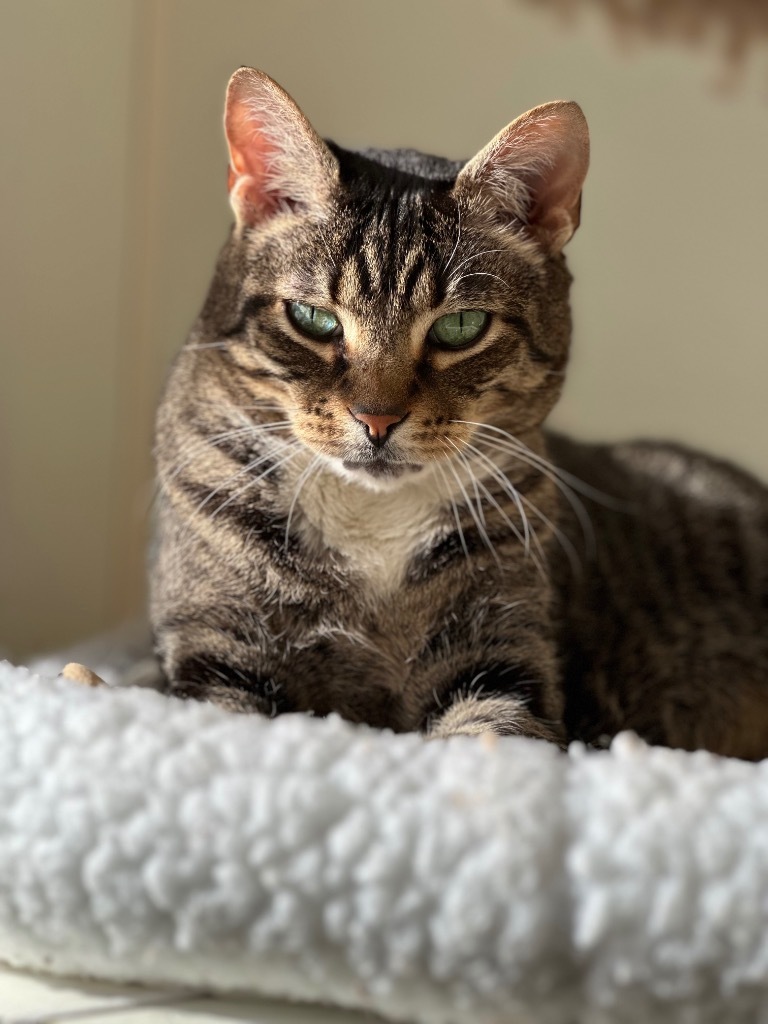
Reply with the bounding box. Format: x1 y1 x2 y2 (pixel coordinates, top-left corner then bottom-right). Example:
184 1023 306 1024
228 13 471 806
2 630 768 1024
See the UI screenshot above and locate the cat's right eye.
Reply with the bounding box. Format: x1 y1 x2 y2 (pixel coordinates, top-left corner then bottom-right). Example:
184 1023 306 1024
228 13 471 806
286 301 342 340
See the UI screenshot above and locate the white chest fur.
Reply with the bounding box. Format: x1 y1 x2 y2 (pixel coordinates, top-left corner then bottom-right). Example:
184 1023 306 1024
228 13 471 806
281 457 447 595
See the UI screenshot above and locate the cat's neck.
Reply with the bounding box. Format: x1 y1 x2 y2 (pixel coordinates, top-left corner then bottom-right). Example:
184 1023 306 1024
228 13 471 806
271 434 545 595
277 454 444 594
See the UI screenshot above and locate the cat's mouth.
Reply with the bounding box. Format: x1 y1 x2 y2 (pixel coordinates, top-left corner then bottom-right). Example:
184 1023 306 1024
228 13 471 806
342 459 423 480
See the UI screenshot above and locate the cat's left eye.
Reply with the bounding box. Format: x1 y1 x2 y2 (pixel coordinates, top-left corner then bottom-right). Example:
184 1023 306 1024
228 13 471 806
429 310 489 349
286 301 342 340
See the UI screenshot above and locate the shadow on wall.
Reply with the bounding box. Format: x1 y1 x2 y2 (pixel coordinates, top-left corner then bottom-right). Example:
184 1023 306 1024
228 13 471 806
522 0 768 68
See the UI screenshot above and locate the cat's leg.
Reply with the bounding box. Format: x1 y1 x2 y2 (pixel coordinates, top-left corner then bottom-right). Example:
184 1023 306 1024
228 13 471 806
412 561 568 745
163 672 278 715
154 617 289 716
426 690 566 745
422 653 566 747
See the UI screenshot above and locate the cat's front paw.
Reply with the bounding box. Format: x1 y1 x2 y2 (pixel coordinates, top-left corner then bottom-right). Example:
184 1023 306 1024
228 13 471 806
59 663 105 688
425 694 565 748
165 677 276 716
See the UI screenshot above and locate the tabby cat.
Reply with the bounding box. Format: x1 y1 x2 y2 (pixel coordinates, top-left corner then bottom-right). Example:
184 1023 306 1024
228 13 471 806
152 67 768 759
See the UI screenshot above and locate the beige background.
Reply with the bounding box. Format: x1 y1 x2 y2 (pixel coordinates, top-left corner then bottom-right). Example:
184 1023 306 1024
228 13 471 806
2 0 767 658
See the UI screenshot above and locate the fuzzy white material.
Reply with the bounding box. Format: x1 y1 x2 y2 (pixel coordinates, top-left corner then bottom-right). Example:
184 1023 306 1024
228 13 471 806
2 644 768 1024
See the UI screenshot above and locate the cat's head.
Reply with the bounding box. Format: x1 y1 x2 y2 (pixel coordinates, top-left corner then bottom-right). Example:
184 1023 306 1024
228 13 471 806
197 67 589 490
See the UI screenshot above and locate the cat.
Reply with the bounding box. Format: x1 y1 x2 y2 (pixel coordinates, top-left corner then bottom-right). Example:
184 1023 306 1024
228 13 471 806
151 67 768 760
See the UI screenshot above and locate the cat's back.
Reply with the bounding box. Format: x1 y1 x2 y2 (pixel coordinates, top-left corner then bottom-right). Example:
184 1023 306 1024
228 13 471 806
547 432 768 754
549 432 768 521
548 431 768 614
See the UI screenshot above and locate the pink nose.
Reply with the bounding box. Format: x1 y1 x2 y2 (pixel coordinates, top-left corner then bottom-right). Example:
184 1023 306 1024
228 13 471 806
349 407 407 446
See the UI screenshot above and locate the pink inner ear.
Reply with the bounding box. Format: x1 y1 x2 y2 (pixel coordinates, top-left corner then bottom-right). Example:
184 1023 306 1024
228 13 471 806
462 102 589 253
511 113 588 249
223 69 337 226
225 100 284 222
523 128 582 228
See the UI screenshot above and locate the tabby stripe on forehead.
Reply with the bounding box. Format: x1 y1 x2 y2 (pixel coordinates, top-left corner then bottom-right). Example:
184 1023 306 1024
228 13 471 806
372 194 399 297
327 261 344 304
401 252 426 306
354 250 373 300
419 204 448 304
430 269 448 308
343 216 367 266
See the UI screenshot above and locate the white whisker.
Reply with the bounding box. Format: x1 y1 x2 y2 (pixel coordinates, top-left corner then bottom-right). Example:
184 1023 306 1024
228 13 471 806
476 432 595 556
197 450 282 515
455 437 532 555
182 341 231 351
519 489 582 576
442 201 462 273
284 454 323 550
453 271 509 289
158 426 264 489
209 442 304 520
317 228 338 272
450 248 507 275
160 421 292 489
455 420 621 506
441 440 499 564
434 459 469 559
236 403 289 412
450 440 548 578
445 439 486 527
451 419 598 555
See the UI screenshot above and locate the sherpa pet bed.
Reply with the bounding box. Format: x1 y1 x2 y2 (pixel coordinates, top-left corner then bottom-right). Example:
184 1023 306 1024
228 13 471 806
2 627 768 1024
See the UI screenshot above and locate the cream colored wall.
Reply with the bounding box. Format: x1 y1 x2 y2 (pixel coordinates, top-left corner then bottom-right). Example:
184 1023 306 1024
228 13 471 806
2 0 767 658
1 1 134 657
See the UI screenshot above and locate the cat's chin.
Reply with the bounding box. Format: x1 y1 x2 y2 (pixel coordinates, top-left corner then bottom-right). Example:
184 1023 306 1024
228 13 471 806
338 458 425 491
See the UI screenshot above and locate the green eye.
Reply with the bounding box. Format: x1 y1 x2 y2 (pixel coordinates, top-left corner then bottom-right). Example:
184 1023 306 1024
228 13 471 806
286 301 341 340
429 310 489 348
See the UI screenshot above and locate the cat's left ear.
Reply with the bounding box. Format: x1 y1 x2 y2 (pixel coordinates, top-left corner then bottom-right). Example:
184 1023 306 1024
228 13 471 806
224 67 339 229
454 101 590 254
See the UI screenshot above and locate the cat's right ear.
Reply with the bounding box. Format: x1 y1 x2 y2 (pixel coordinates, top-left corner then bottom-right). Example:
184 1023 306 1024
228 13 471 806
454 101 590 254
224 68 339 230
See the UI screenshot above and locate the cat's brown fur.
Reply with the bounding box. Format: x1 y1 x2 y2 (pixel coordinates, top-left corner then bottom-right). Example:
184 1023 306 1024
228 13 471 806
151 68 768 759
550 435 768 760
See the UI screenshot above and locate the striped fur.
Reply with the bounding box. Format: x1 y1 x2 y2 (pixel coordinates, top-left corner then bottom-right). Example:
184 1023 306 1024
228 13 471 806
151 69 768 758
